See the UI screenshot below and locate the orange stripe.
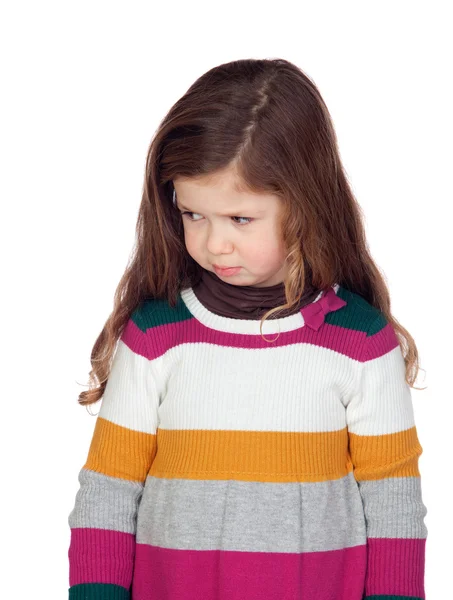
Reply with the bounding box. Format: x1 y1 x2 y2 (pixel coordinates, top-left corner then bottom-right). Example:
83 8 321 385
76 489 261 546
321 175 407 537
348 426 423 481
83 421 422 484
150 428 354 483
84 417 157 482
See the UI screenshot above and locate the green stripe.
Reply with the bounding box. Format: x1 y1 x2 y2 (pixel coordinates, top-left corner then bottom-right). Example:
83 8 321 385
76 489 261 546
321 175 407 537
325 285 384 335
131 294 193 332
68 583 130 599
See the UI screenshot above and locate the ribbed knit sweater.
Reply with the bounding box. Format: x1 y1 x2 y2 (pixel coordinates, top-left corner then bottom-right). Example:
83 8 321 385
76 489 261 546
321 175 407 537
67 282 428 600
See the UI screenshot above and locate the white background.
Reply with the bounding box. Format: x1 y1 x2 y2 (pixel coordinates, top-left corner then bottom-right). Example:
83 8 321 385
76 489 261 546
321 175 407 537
1 1 450 597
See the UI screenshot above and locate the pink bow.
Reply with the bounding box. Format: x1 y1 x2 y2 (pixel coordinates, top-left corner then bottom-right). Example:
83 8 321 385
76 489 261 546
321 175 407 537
300 286 347 331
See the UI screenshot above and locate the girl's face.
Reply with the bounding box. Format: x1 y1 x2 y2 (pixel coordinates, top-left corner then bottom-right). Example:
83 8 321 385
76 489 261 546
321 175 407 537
173 169 288 287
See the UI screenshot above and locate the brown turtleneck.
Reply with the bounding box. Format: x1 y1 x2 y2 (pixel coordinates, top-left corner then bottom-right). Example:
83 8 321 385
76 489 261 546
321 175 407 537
192 268 320 320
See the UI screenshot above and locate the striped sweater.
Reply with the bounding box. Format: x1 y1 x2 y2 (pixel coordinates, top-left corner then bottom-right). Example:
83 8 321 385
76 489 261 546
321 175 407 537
67 282 428 600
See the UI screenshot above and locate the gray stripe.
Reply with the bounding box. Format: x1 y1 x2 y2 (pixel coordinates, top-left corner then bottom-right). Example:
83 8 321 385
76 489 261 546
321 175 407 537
357 476 428 538
68 468 143 534
136 471 367 552
68 469 427 552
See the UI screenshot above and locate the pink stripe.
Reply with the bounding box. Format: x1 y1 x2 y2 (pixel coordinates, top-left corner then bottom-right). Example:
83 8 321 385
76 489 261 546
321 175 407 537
68 528 135 588
365 537 426 598
122 316 373 363
132 543 367 600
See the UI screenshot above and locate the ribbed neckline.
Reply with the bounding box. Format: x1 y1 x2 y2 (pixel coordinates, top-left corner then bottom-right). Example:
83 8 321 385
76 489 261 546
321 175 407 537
179 284 340 335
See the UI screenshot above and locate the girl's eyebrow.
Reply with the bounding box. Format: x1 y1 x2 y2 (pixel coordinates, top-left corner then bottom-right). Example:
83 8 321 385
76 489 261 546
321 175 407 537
176 201 266 216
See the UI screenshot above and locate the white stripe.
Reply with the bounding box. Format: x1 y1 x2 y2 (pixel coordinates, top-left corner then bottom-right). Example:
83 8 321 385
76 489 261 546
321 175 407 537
345 345 416 435
158 341 357 432
98 339 163 434
98 313 414 437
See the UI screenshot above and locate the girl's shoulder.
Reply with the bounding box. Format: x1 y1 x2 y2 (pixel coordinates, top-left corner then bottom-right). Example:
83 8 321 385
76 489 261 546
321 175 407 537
334 285 400 368
126 292 193 357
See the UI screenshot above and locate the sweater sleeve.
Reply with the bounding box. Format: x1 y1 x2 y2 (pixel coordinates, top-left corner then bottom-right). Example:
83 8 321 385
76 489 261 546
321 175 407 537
345 314 428 600
67 311 161 600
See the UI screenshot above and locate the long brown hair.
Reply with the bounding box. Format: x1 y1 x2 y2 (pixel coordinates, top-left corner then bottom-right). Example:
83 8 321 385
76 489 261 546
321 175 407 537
78 57 425 410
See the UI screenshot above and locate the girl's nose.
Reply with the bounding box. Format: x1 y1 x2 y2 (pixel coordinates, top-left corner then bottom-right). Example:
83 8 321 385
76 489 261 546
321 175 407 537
206 227 234 255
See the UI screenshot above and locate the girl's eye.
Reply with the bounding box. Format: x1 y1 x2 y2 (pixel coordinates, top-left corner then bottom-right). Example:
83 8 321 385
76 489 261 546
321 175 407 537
180 211 253 226
232 216 253 225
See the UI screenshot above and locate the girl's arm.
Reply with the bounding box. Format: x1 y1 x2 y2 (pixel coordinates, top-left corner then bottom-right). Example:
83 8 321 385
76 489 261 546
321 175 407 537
345 314 428 600
67 305 161 600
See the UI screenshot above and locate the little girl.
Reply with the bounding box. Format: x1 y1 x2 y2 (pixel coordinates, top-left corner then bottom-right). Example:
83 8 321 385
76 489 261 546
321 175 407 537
67 58 428 600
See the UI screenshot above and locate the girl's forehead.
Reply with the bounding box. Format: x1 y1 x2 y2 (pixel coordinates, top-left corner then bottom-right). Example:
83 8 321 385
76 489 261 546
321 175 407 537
173 174 275 204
